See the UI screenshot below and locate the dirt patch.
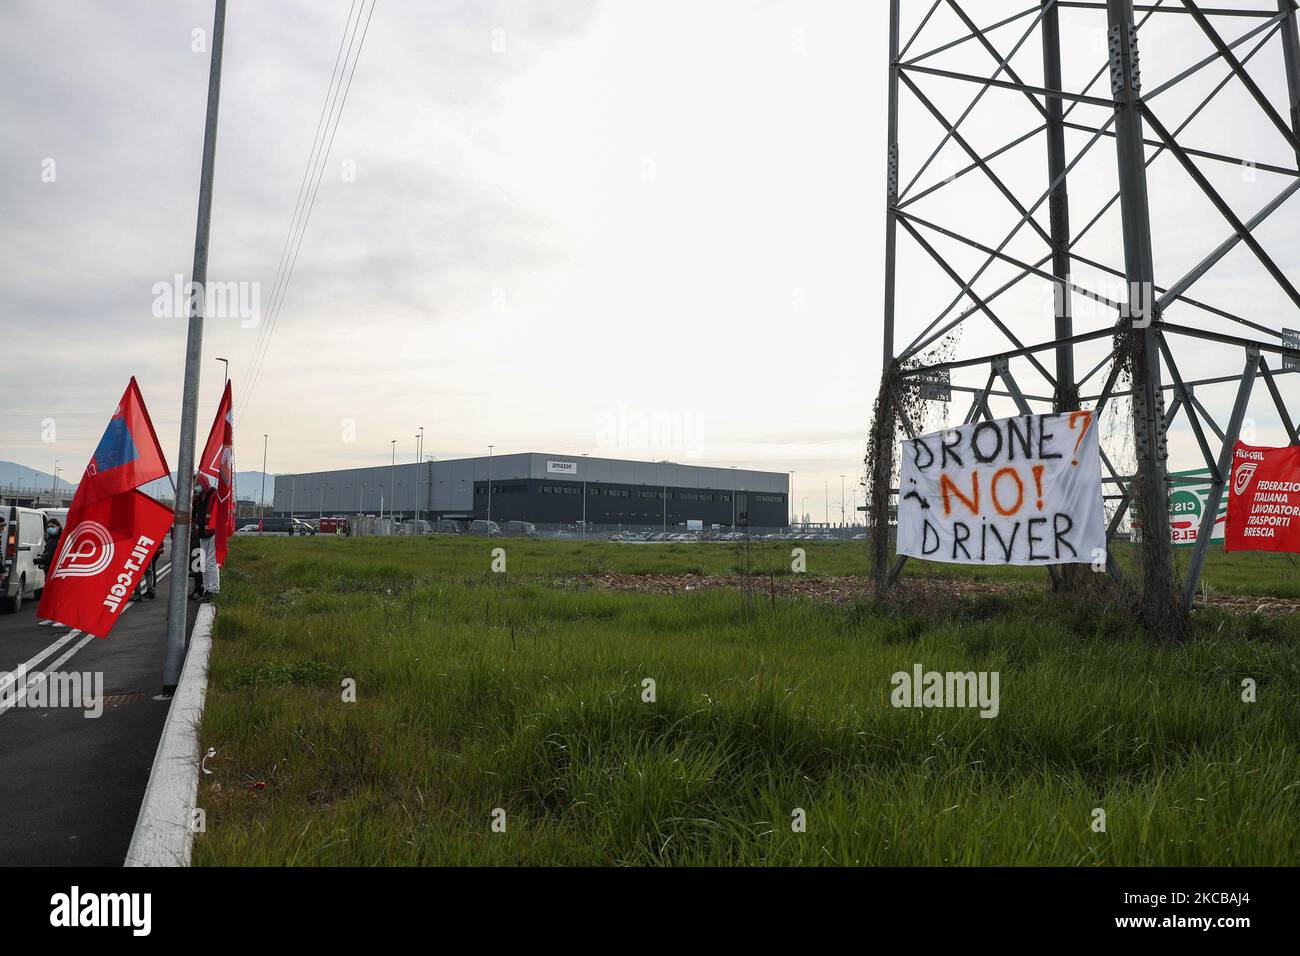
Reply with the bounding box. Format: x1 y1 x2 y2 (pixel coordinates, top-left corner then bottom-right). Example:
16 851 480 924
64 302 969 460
573 571 1299 616
1203 594 1300 616
574 571 1028 605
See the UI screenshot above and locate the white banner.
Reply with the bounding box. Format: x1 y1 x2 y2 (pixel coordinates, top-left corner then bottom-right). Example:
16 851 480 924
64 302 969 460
546 460 578 475
897 412 1105 566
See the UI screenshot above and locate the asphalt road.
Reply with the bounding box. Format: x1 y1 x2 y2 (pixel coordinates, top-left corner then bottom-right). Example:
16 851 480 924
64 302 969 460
0 546 199 866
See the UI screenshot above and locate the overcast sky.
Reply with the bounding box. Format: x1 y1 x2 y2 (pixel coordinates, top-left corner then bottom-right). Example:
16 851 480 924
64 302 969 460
2 0 1297 521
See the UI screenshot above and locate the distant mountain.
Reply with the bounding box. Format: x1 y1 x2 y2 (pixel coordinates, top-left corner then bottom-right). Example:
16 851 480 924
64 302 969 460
0 460 274 505
0 460 75 494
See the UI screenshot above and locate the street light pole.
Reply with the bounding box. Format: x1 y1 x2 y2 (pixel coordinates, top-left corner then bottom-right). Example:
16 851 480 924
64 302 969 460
487 444 494 522
731 465 737 530
389 439 396 519
163 0 227 694
662 463 667 531
413 432 421 528
260 434 268 518
840 474 846 528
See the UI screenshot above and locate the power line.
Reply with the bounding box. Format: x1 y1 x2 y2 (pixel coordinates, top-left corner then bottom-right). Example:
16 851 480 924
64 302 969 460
240 0 360 407
238 0 378 424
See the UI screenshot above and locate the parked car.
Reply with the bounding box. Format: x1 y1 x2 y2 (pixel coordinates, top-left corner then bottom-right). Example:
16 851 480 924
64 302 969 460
502 520 536 537
290 518 317 535
468 519 502 536
234 517 298 536
1 505 50 612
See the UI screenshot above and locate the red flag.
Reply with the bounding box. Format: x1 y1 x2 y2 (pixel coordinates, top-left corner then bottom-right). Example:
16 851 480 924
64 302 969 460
1224 442 1300 553
36 491 174 637
198 381 235 565
75 378 170 508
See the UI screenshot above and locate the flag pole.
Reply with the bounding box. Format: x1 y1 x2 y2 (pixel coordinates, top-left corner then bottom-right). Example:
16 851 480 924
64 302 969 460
164 0 226 694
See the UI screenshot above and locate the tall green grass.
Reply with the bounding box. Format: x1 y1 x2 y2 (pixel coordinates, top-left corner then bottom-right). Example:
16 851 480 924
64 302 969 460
194 538 1300 865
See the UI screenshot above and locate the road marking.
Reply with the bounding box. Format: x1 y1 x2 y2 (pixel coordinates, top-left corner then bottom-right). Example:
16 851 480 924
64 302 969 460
0 563 171 717
0 628 84 695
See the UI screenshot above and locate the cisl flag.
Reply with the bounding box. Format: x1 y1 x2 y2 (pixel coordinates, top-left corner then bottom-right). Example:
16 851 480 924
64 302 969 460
1224 442 1300 553
37 491 174 637
76 377 170 507
198 381 235 565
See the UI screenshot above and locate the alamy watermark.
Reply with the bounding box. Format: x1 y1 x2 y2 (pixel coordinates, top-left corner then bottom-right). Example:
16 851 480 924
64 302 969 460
0 668 104 718
890 664 999 718
152 275 261 328
594 405 706 458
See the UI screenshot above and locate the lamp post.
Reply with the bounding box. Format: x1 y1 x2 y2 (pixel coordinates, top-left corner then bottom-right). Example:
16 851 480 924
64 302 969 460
319 484 325 519
389 439 396 519
424 454 436 522
260 434 268 518
661 461 667 531
788 470 794 527
840 474 846 528
487 445 494 522
413 432 421 527
730 465 737 530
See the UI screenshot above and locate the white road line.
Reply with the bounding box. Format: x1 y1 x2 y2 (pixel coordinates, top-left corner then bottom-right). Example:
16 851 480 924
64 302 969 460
0 563 172 717
0 628 84 694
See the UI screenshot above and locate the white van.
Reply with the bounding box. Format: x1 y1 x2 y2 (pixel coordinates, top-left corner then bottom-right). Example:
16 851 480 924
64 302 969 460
1 505 50 612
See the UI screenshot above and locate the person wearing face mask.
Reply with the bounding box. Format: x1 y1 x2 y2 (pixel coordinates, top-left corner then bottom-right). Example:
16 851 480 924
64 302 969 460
34 517 63 625
36 517 62 575
190 474 220 601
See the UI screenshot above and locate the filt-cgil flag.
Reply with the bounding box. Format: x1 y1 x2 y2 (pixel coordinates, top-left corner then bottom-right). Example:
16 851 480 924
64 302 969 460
36 492 175 638
37 378 173 637
197 380 235 566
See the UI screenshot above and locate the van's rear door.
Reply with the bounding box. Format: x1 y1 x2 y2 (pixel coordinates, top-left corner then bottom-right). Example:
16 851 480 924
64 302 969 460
1 506 16 592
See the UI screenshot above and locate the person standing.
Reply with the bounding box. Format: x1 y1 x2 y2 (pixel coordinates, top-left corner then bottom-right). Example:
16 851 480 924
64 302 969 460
35 517 63 625
36 517 62 575
193 474 220 600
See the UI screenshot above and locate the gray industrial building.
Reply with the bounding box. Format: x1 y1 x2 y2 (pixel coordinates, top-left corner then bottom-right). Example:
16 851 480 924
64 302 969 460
273 453 790 528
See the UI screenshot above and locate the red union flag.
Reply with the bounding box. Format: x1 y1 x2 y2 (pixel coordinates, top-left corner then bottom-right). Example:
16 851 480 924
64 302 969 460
36 491 174 637
76 378 170 507
198 381 235 565
1224 442 1300 553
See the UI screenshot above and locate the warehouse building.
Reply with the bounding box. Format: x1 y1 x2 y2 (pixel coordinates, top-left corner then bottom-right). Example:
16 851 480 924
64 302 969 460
273 453 790 528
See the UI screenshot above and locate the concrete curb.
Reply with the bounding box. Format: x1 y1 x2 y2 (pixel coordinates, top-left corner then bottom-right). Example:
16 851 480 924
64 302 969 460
124 602 215 867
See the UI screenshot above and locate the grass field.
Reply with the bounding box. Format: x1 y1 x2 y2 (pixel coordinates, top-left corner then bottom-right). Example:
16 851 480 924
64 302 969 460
194 537 1300 865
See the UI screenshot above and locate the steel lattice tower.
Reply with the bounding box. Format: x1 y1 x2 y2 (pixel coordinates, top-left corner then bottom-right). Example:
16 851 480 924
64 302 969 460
880 0 1300 619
